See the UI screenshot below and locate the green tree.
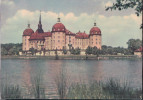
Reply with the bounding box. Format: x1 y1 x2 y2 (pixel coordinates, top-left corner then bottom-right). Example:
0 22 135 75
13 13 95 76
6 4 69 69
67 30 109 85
85 46 92 55
70 47 75 55
74 47 80 55
62 46 67 55
1 47 8 55
43 48 46 56
127 39 142 54
92 46 98 55
100 45 108 55
29 47 35 55
105 0 143 28
34 49 38 55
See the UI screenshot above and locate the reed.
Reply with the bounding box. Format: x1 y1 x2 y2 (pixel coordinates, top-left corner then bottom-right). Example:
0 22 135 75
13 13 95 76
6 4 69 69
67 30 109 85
54 67 69 99
31 71 46 99
67 78 142 99
1 84 22 99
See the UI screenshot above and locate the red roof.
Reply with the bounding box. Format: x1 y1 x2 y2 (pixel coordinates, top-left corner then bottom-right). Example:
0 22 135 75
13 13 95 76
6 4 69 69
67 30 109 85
65 29 75 35
90 27 101 35
23 28 34 36
135 47 143 52
75 31 89 39
42 32 52 37
29 32 45 40
52 23 66 32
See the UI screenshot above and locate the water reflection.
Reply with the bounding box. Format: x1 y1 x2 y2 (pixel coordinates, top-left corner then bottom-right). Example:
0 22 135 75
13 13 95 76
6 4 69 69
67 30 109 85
1 59 142 89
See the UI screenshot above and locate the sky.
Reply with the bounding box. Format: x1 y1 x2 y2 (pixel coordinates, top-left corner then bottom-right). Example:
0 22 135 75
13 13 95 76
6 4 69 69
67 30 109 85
0 0 142 47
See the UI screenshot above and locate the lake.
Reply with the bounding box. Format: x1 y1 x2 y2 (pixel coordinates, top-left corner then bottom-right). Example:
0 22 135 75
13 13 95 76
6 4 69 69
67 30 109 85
1 58 142 98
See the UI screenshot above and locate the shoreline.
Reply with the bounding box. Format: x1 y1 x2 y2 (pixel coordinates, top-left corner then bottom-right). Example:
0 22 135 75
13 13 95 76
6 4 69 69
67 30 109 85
1 55 140 60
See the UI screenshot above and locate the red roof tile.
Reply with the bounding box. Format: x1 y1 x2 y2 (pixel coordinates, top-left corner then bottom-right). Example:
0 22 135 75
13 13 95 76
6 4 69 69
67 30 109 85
65 29 75 35
29 32 45 40
90 27 101 35
75 31 89 39
135 47 143 52
23 28 34 36
52 23 66 32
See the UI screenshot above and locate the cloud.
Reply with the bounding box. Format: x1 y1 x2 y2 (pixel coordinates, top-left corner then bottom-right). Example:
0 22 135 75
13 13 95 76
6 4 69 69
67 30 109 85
1 0 15 7
105 1 112 7
1 9 142 47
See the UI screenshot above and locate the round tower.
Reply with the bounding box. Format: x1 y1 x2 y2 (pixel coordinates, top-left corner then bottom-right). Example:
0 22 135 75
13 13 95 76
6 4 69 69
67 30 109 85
22 23 34 51
89 21 102 49
51 17 66 50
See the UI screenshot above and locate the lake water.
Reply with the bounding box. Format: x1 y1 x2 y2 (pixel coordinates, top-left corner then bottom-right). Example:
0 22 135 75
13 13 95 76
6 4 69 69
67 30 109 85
1 58 142 97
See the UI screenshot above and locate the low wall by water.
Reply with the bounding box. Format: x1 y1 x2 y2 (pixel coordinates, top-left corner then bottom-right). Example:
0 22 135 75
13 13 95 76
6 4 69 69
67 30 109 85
1 55 139 60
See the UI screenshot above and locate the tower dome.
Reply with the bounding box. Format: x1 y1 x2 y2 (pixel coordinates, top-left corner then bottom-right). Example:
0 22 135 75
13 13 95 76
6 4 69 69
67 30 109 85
23 23 34 36
90 22 101 35
52 17 66 32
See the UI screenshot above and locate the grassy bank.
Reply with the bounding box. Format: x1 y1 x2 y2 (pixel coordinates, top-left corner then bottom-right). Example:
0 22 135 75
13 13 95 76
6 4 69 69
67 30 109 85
2 78 141 99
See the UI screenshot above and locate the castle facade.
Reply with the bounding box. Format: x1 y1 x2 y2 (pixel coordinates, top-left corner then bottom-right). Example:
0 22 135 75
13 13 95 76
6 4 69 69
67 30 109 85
22 12 102 55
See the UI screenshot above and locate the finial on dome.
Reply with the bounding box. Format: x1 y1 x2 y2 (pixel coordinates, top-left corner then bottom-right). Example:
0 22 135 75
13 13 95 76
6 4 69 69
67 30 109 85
94 20 96 26
27 20 30 28
57 14 60 22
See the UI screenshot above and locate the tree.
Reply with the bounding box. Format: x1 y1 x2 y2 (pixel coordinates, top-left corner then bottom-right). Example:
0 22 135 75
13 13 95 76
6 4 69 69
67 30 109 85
70 47 75 55
62 46 67 55
29 47 35 55
74 47 80 55
34 49 38 55
1 47 8 55
92 46 98 55
85 46 92 55
105 0 143 29
43 48 46 56
127 39 142 54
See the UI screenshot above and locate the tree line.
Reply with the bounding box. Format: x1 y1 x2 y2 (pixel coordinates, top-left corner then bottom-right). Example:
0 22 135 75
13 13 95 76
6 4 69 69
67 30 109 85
1 43 22 55
1 39 142 56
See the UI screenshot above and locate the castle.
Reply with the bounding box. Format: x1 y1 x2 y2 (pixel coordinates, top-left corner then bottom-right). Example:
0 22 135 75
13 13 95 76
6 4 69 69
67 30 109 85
22 12 102 55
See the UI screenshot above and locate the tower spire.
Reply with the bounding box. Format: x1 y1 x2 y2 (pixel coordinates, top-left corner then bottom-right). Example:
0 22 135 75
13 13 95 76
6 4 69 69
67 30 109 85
36 10 44 33
39 10 41 24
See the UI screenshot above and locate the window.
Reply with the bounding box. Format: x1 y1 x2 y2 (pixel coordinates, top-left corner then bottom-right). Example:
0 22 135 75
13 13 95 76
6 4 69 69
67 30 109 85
58 40 60 42
58 36 60 38
63 40 64 42
96 42 97 44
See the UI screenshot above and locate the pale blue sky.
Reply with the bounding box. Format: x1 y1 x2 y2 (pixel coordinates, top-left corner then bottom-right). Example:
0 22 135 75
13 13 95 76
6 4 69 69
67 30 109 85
1 0 142 47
